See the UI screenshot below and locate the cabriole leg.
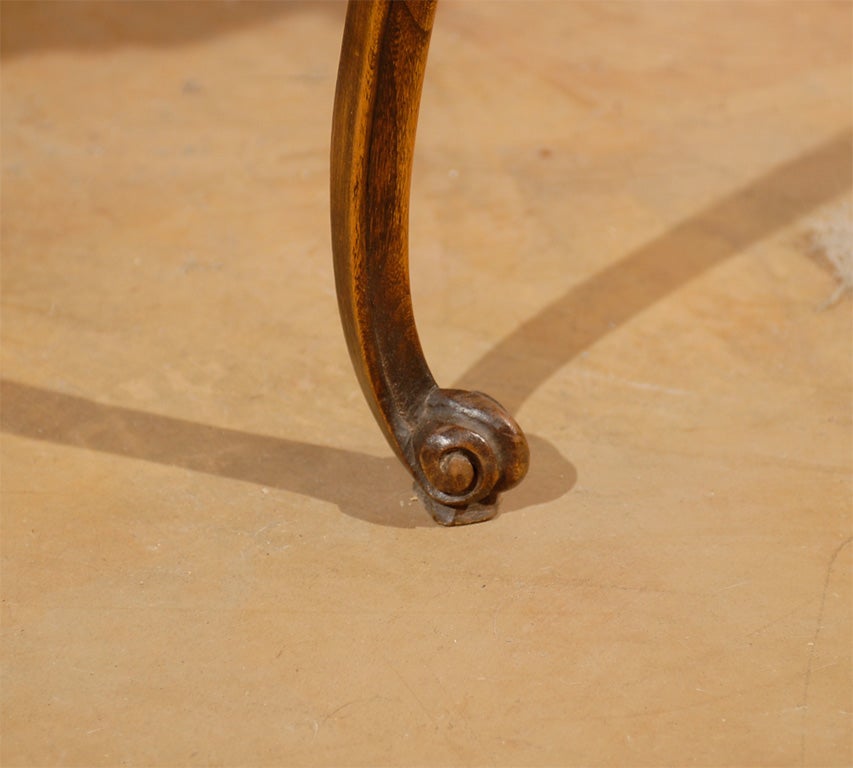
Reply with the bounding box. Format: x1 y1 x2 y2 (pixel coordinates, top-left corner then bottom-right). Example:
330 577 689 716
330 0 529 525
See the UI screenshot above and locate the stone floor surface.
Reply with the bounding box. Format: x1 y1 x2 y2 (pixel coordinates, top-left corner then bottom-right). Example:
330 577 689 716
1 1 851 766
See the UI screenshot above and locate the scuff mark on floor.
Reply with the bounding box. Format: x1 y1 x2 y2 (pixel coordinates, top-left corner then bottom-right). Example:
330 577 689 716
807 199 853 309
798 536 852 766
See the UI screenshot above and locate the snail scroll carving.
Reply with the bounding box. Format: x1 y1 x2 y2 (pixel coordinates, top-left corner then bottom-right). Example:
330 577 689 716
330 0 529 525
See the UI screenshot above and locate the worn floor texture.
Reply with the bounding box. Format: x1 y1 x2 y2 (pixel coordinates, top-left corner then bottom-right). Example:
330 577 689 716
1 1 851 766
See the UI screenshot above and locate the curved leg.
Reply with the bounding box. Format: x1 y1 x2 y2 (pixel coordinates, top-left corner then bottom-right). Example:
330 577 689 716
330 0 528 525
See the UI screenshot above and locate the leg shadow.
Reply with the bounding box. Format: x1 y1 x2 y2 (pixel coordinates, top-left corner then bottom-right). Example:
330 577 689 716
0 380 574 528
456 130 852 412
2 131 848 525
1 1 344 60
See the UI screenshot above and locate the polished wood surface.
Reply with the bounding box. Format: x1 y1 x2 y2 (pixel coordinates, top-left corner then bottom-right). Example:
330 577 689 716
331 0 528 524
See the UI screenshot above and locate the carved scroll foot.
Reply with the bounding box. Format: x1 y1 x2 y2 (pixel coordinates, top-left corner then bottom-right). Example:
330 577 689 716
410 389 528 525
330 0 529 524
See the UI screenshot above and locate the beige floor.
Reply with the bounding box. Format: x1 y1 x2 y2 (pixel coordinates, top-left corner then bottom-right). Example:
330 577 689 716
2 2 851 766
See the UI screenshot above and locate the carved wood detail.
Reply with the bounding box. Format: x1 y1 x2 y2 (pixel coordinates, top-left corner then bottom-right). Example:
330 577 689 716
330 0 529 525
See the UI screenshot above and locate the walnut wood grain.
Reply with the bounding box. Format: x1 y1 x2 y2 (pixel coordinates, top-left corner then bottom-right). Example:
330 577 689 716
330 0 529 525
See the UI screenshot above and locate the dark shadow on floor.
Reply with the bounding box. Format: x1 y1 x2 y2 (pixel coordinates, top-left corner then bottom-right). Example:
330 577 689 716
0 0 344 60
456 130 853 413
1 131 849 526
0 380 575 529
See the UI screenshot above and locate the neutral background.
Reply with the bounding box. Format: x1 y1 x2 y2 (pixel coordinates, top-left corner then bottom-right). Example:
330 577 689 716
2 1 851 765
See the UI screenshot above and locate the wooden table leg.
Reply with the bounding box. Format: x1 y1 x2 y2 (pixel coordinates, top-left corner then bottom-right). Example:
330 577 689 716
330 0 529 525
